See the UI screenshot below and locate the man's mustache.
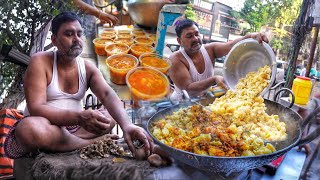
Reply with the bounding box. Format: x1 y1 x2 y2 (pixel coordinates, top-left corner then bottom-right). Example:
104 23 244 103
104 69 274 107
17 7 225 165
71 43 82 49
192 41 200 46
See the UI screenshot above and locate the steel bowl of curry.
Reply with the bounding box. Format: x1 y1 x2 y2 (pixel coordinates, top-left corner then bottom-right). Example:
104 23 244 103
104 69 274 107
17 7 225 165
105 43 130 57
130 44 155 58
139 53 171 74
106 54 139 85
126 67 170 105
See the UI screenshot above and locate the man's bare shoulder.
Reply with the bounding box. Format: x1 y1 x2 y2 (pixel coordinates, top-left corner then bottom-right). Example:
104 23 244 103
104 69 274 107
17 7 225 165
83 59 99 73
25 51 54 86
170 51 184 63
29 51 53 66
204 43 218 50
169 51 188 69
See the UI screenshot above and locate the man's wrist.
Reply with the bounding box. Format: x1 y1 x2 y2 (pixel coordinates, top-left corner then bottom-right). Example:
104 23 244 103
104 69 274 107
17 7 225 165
75 111 81 125
98 11 102 19
119 122 134 132
244 33 251 39
95 10 102 19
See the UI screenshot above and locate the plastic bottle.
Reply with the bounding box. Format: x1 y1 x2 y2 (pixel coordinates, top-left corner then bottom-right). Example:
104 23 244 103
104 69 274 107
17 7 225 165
291 76 313 105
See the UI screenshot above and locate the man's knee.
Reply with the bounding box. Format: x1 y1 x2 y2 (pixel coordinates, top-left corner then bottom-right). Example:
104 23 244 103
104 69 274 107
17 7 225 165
15 117 56 149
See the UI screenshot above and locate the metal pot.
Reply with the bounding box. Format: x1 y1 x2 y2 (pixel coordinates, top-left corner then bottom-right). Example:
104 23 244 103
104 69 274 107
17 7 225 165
223 38 277 96
127 0 189 27
147 99 320 175
127 0 168 27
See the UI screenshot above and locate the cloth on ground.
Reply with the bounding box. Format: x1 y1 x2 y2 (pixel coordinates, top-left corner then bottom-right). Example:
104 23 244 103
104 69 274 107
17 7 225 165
0 109 23 178
14 150 156 180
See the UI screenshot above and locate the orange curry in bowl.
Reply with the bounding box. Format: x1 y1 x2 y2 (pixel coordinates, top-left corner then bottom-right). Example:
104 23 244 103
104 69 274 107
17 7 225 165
118 29 132 34
135 37 153 46
117 34 132 39
105 43 130 57
126 67 169 104
102 29 116 34
114 38 134 46
130 44 154 58
139 53 171 74
106 54 138 85
93 38 113 56
100 32 116 39
132 31 146 38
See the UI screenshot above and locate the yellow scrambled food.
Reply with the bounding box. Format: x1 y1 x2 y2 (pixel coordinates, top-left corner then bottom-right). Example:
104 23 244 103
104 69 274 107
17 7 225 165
151 66 287 157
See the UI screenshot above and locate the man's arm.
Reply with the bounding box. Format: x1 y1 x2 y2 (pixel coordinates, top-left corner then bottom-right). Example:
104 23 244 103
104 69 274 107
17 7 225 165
86 61 154 156
208 32 269 58
169 53 221 96
72 0 118 26
86 62 129 130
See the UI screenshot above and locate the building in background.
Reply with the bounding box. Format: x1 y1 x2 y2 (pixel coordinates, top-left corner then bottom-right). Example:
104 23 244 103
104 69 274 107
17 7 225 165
191 0 235 42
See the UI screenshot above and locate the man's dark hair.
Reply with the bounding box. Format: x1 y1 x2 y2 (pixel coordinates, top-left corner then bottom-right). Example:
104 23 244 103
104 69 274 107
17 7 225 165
174 19 198 38
51 12 81 35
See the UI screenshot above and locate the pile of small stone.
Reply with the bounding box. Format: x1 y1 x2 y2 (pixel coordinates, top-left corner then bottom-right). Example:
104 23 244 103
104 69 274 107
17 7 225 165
80 139 131 159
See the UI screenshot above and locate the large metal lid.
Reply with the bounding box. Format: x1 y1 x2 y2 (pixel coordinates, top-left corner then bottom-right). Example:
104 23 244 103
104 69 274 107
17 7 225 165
223 38 277 96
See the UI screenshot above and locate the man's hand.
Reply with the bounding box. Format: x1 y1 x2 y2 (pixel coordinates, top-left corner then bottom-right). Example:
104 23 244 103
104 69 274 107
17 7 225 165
78 110 113 134
247 32 269 44
99 12 118 27
214 75 228 90
122 124 154 159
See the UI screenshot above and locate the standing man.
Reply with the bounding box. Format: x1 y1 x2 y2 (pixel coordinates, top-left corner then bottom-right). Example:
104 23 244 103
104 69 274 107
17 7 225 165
4 12 153 159
169 19 269 100
73 0 119 26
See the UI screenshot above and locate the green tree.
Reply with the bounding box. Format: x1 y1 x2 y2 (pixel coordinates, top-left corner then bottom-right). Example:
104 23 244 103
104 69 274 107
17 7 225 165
0 0 76 108
240 0 301 57
240 0 271 32
270 0 301 57
240 0 300 33
185 5 197 22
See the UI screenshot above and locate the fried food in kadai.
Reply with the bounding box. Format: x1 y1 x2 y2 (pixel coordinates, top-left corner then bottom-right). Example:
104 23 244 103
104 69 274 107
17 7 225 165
151 66 286 157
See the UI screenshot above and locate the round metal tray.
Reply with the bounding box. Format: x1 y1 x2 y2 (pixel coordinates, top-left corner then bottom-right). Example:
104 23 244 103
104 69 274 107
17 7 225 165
223 38 277 95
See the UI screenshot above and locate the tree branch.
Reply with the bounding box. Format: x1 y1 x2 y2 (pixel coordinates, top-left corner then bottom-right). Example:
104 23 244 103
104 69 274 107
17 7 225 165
5 8 24 53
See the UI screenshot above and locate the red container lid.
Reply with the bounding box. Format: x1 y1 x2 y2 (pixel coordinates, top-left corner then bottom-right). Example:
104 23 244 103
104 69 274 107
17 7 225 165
297 76 311 81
